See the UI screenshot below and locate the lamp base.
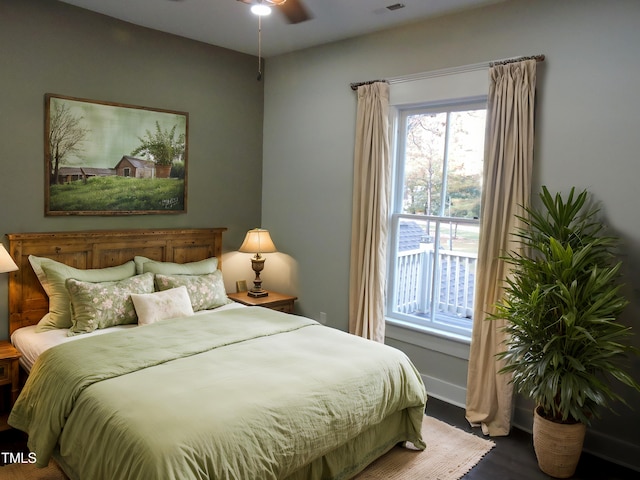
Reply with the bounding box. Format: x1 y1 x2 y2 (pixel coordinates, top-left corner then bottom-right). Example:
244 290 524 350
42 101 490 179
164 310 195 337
247 254 269 298
248 289 269 298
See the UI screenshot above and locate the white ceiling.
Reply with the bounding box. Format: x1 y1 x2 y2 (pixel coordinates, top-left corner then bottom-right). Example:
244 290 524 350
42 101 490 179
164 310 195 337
58 0 505 57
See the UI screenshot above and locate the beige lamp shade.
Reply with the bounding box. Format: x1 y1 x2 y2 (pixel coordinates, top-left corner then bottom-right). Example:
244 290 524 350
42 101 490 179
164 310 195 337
238 228 277 254
0 244 18 274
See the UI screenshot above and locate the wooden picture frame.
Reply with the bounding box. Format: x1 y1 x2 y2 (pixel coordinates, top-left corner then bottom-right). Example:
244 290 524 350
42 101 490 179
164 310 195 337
236 280 248 293
44 94 188 216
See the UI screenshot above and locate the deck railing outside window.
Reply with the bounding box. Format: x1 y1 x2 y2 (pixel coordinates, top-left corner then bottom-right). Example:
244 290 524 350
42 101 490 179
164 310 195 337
391 239 477 334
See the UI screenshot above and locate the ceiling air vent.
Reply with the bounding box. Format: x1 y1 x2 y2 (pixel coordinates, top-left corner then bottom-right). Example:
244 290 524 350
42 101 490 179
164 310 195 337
386 3 406 11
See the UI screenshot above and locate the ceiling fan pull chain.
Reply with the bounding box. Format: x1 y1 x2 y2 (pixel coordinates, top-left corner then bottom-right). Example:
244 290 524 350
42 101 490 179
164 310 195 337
257 15 263 81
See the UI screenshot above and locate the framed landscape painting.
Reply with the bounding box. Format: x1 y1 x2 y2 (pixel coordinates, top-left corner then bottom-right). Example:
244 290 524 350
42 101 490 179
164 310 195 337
44 94 188 216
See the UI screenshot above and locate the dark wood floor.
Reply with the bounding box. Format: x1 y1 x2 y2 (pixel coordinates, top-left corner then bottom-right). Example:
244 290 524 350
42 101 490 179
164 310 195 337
1 397 638 477
0 425 29 466
425 396 638 479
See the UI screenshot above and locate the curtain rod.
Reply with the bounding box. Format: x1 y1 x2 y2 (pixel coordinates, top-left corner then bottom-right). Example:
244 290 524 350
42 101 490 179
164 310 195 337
489 54 545 67
349 54 545 91
349 79 387 91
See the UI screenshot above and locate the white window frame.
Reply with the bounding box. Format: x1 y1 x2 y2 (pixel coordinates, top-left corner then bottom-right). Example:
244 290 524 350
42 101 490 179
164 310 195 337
386 97 487 341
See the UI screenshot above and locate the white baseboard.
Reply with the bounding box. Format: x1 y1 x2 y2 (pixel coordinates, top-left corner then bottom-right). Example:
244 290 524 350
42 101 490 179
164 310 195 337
422 373 467 409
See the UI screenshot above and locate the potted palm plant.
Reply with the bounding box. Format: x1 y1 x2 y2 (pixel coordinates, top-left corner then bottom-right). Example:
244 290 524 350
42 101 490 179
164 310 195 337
494 186 640 478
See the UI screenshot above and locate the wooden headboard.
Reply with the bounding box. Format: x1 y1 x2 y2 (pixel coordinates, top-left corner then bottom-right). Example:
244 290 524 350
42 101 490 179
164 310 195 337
7 228 226 335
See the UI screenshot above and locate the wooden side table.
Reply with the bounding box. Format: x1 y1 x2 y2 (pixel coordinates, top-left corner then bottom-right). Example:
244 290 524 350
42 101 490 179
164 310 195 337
0 341 21 431
227 291 297 314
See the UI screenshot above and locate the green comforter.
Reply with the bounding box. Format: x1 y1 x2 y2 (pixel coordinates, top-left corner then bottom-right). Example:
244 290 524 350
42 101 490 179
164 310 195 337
9 307 426 480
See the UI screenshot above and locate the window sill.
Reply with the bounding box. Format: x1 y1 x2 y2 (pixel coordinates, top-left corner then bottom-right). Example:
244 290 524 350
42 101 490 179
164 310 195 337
385 317 471 360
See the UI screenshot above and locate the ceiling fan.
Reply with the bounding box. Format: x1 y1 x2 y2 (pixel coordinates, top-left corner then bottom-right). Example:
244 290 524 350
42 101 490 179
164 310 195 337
237 0 312 24
238 0 311 80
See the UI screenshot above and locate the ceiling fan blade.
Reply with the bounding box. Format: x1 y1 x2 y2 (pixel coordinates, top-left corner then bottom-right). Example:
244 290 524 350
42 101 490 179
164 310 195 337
278 0 311 24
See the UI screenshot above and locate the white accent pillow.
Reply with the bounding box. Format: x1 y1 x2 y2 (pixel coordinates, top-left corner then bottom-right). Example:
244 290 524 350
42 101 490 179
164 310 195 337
131 286 194 326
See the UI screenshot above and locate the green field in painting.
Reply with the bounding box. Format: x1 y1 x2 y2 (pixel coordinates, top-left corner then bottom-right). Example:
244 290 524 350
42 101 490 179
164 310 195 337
49 176 184 212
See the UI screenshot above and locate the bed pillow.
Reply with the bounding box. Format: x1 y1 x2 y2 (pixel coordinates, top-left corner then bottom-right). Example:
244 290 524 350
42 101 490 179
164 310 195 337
154 271 232 312
131 286 195 326
134 256 218 275
29 256 137 331
66 273 155 336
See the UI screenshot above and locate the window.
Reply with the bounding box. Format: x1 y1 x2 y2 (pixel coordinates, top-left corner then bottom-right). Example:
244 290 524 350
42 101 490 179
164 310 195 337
387 99 486 338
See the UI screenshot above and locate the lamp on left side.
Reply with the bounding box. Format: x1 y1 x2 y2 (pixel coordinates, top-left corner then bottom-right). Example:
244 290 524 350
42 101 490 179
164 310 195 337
1 244 18 323
0 244 18 275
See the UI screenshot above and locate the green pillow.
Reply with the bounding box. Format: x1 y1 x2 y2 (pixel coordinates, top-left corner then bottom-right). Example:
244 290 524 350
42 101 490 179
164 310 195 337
154 271 232 312
66 273 155 335
134 256 218 275
29 255 137 331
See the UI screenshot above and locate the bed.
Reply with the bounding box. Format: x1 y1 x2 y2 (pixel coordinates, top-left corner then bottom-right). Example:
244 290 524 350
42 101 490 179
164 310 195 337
6 228 427 480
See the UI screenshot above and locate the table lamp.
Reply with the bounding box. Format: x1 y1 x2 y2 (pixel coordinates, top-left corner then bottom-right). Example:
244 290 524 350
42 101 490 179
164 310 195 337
238 228 277 297
0 244 18 275
1 244 18 319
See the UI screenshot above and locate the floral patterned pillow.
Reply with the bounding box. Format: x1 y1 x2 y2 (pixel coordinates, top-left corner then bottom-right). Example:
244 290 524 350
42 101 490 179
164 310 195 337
154 271 232 312
66 272 155 336
31 256 137 331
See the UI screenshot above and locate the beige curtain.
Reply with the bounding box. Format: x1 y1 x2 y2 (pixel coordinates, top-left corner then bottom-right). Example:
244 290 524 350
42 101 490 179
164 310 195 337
348 82 391 343
465 59 537 436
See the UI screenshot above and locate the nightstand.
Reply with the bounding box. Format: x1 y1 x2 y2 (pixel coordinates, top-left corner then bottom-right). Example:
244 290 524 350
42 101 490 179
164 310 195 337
0 341 21 431
227 291 297 314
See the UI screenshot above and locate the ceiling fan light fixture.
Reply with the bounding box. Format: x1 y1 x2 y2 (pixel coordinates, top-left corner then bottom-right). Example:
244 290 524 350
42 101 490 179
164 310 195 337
251 4 272 16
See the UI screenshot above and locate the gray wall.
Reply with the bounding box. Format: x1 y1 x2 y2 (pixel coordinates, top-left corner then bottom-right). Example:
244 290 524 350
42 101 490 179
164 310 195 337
0 0 265 332
262 0 640 469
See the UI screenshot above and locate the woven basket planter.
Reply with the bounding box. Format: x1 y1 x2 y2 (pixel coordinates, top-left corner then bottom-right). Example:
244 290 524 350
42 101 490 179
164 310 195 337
533 406 587 478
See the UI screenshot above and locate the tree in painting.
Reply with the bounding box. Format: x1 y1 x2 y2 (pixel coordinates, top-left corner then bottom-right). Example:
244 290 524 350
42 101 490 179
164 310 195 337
130 122 185 167
48 102 89 185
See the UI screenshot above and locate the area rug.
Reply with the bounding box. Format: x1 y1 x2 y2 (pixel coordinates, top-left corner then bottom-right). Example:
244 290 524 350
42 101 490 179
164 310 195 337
1 416 494 480
354 415 495 480
0 458 66 480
